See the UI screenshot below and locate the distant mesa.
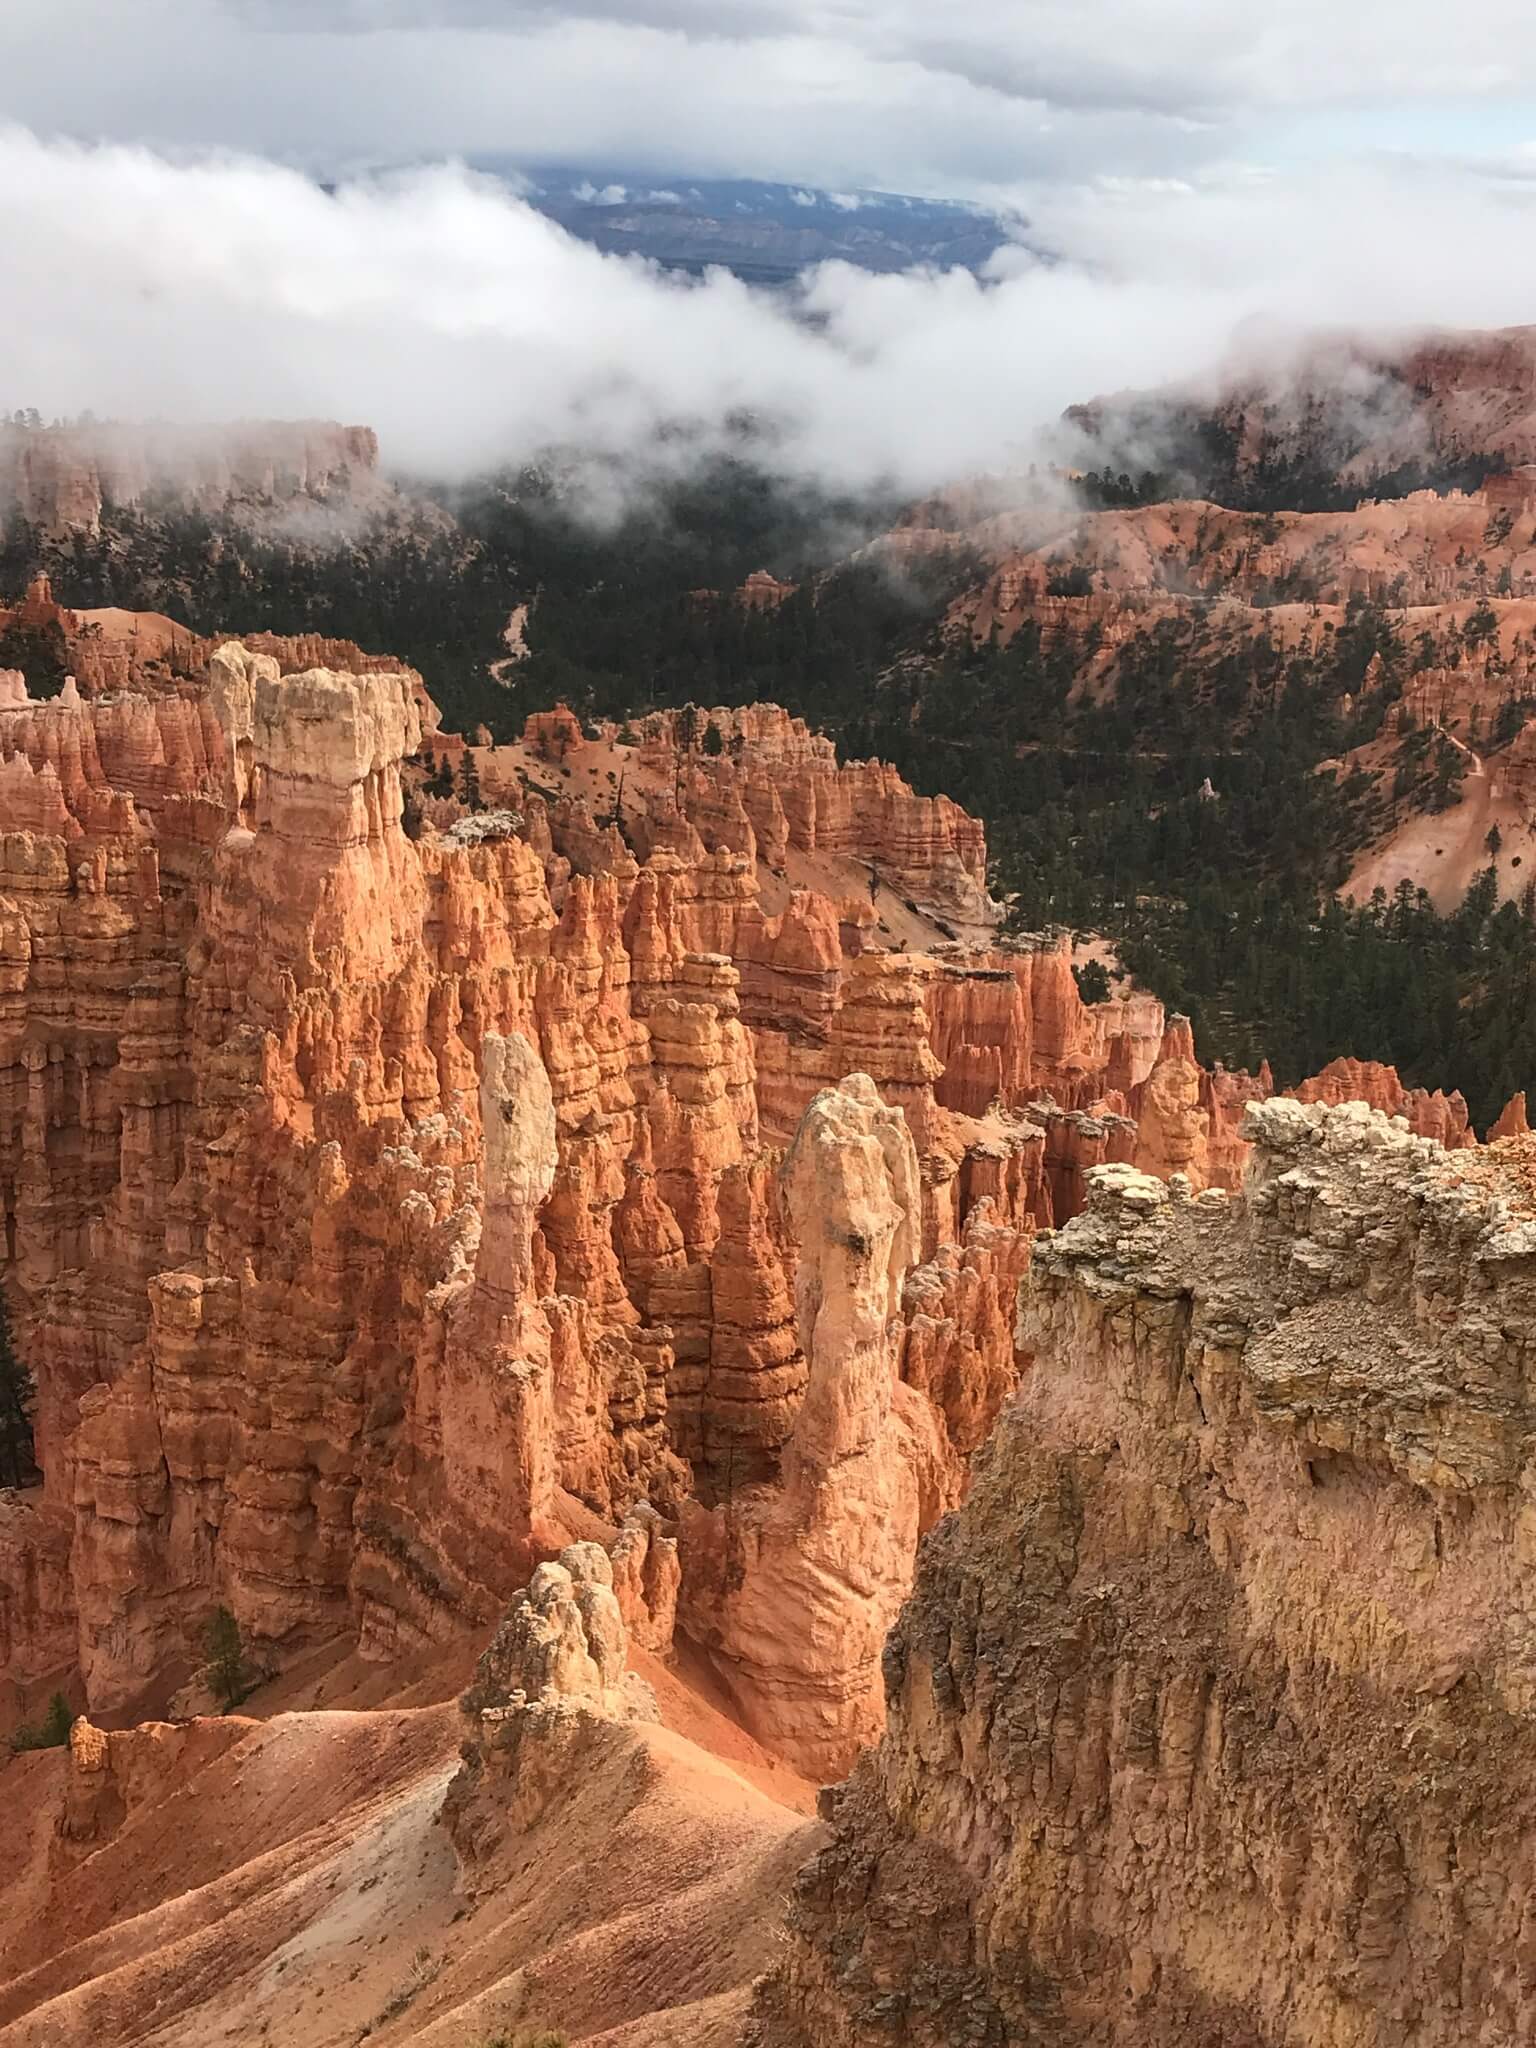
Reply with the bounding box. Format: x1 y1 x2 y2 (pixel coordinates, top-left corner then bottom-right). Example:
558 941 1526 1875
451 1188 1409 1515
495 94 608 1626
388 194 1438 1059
0 415 385 538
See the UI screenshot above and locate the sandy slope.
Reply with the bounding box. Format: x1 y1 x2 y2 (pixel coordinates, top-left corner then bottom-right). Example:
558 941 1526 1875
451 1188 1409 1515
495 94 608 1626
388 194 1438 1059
0 1648 821 2048
1344 759 1536 909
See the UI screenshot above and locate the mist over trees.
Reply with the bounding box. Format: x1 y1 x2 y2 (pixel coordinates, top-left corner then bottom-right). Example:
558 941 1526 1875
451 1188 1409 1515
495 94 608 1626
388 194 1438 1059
6 454 1535 1126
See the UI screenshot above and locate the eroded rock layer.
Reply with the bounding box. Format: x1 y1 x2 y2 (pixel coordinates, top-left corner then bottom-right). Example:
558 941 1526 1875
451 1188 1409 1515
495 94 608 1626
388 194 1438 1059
758 1101 1536 2046
2 610 1509 1781
0 638 1049 1756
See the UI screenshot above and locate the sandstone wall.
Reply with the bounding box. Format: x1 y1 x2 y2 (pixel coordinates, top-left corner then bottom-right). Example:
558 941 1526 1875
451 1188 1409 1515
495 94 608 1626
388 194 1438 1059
758 1103 1536 2045
0 646 1039 1737
0 422 381 537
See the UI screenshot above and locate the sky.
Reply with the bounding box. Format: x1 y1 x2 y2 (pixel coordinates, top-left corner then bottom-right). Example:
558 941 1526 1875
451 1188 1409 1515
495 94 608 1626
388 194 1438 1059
6 1 1536 492
10 0 1536 196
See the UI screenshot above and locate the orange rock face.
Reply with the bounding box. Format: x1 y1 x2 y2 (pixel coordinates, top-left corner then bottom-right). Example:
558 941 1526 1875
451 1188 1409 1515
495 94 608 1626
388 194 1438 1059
759 1102 1536 2047
630 705 996 929
1293 1055 1476 1149
0 640 1044 1742
0 421 382 538
0 614 1511 1764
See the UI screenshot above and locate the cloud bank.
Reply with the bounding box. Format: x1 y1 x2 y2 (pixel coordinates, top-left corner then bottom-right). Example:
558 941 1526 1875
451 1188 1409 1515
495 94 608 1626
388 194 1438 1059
15 0 1536 200
4 129 1536 498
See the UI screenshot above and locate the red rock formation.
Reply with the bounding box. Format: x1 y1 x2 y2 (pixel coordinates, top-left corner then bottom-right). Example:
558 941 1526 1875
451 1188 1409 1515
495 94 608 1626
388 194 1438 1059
0 637 1044 1738
630 704 996 929
680 1074 965 1778
736 569 796 610
1492 1090 1530 1138
1294 1055 1475 1148
0 420 382 538
759 1102 1536 2047
522 703 586 764
0 606 1511 1769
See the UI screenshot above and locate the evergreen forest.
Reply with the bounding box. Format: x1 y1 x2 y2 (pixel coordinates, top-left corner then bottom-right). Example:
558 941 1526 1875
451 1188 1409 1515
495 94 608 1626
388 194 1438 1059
6 453 1536 1129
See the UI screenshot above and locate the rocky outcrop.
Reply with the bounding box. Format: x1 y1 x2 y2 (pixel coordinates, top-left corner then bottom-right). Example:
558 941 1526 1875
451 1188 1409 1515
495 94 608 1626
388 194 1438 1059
758 1101 1536 2045
681 1075 965 1780
0 633 1041 1735
1294 1055 1475 1149
1492 1089 1530 1139
1130 1018 1213 1189
631 705 997 929
0 421 382 537
444 1539 658 1860
52 1712 247 1859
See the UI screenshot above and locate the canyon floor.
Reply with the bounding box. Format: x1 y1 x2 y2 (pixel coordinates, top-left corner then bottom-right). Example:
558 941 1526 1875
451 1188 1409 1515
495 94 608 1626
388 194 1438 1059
0 1635 820 2048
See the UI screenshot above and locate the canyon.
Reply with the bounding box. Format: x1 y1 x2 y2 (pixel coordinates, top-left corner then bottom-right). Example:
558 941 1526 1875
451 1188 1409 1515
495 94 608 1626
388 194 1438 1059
0 601 1254 1738
758 1099 1536 2047
7 337 1536 2046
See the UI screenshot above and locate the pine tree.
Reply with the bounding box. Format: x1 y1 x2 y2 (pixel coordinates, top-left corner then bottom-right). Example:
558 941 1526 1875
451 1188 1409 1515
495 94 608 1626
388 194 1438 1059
0 1284 36 1489
203 1604 252 1713
10 1690 72 1752
457 752 482 810
1073 958 1112 1005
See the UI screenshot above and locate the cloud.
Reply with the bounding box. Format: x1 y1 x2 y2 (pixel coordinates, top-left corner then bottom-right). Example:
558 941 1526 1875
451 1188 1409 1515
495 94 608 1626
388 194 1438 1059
221 2 1536 115
3 129 1536 505
19 0 1536 200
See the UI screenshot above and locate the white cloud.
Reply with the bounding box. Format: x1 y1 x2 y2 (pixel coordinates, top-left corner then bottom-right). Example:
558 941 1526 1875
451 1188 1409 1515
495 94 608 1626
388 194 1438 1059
16 0 1536 200
3 130 1536 502
218 2 1536 117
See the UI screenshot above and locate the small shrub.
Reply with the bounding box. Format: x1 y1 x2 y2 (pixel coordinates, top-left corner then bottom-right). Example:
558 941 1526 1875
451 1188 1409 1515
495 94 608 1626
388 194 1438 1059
366 1947 441 2034
1073 957 1112 1005
11 1691 72 1753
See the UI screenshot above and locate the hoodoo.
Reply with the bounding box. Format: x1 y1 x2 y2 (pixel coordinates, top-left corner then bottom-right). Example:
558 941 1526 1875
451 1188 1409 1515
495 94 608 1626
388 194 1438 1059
757 1101 1536 2047
0 642 1057 1732
14 13 1536 2025
2 568 1534 2042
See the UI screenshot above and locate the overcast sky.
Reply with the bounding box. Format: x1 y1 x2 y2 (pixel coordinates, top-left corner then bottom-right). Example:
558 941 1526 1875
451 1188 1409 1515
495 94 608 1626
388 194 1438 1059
6 3 1536 492
11 0 1536 197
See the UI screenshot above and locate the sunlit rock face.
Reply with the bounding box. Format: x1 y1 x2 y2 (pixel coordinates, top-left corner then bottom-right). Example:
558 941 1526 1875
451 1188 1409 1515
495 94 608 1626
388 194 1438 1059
0 643 1045 1740
756 1100 1536 2047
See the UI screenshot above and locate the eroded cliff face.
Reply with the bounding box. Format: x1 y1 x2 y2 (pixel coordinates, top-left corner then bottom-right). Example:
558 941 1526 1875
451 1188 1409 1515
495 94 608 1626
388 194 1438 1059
3 612 1504 1791
0 421 384 538
540 702 998 933
681 1075 957 1779
757 1101 1536 2046
0 641 1046 1750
